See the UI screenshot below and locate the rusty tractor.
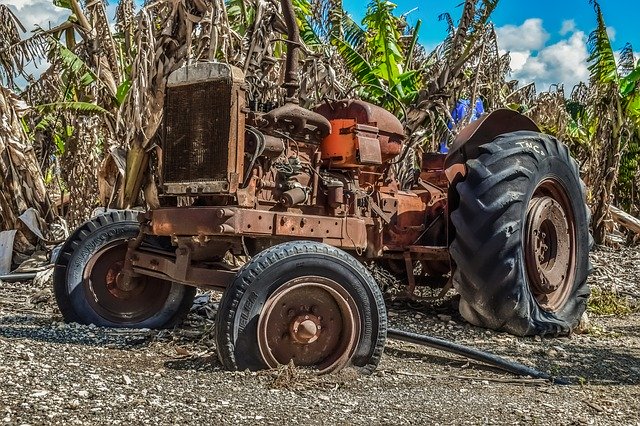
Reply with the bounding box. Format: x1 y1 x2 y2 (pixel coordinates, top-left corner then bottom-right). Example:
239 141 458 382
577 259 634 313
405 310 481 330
52 0 591 374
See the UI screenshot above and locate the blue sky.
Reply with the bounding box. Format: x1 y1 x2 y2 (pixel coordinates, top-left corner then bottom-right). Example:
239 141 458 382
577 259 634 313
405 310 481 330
2 0 638 91
344 0 639 91
345 0 638 51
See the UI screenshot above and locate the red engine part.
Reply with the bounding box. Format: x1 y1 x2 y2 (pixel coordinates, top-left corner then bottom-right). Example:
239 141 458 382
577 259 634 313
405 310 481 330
321 119 383 168
381 190 430 249
316 100 405 164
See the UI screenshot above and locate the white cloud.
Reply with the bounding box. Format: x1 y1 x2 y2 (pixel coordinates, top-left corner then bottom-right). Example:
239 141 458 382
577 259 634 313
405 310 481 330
559 19 576 36
507 51 531 73
0 0 69 33
510 31 590 92
495 18 550 52
496 19 592 93
606 26 616 42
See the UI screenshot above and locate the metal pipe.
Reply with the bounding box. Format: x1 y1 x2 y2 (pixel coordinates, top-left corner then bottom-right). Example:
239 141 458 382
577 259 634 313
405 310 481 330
0 272 38 282
387 328 568 384
280 0 300 103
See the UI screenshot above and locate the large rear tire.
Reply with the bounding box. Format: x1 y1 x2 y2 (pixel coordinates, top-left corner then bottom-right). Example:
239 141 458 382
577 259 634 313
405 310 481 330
450 131 591 336
53 210 195 328
215 241 387 374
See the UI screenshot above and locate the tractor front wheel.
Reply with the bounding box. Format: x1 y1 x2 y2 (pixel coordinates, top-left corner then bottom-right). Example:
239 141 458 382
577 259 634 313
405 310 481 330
215 241 387 374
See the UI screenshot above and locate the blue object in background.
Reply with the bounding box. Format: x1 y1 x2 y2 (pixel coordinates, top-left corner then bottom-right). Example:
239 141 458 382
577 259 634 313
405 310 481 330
439 99 485 153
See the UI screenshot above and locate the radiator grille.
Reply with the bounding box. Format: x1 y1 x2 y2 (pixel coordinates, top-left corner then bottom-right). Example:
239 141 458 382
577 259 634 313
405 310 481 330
163 80 231 184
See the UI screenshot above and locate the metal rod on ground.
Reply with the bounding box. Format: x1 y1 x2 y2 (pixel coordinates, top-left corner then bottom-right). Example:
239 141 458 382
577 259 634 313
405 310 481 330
0 272 38 282
387 328 568 385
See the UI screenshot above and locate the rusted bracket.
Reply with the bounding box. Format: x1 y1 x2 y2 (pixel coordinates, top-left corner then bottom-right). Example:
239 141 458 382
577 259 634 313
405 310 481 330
402 246 451 300
369 199 392 224
129 248 235 290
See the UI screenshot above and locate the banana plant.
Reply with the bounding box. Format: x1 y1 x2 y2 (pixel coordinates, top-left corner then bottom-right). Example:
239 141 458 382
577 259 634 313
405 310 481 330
331 0 423 114
586 0 640 243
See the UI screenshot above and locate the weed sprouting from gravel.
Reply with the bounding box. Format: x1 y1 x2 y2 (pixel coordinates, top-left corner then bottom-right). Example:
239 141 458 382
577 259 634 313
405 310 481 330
588 287 635 316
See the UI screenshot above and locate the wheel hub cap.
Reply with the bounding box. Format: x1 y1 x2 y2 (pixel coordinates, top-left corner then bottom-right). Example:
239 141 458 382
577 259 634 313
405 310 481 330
290 315 321 343
83 240 171 323
524 179 576 312
257 276 360 373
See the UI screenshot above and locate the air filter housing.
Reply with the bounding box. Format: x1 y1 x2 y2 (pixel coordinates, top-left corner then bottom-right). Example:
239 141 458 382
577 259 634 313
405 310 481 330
162 62 245 194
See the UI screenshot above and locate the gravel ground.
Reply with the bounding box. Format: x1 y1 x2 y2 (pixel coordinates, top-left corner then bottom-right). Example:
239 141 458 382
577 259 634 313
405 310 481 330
0 247 639 425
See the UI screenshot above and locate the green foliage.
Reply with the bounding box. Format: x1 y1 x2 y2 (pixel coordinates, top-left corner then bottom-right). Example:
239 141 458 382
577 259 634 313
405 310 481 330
331 0 422 114
588 287 634 316
53 0 72 10
34 101 111 115
226 0 255 35
116 79 131 106
362 0 403 85
53 42 97 87
332 36 383 91
587 4 618 87
293 0 321 46
585 0 640 223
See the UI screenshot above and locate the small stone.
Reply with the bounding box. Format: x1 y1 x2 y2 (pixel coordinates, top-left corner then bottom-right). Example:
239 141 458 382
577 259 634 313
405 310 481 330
574 312 591 334
68 399 80 410
78 390 90 399
437 314 452 322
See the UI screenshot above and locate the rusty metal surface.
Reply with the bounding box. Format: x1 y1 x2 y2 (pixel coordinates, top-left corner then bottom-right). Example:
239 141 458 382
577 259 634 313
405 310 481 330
357 134 383 165
420 153 449 188
315 99 404 140
256 276 360 373
407 245 450 261
382 190 429 249
146 207 369 250
260 103 331 140
129 247 235 290
315 99 404 162
280 0 301 103
444 109 540 168
524 179 576 312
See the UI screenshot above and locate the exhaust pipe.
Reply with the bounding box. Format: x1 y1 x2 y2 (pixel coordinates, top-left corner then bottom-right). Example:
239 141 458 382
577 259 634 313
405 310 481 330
280 0 300 104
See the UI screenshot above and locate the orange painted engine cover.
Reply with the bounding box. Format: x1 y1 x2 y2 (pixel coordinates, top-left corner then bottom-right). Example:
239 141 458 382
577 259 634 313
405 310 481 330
320 119 359 167
316 99 405 167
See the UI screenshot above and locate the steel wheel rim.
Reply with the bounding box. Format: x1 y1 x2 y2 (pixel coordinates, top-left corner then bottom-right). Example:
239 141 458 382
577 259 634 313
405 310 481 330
82 240 172 323
257 276 361 373
524 178 577 312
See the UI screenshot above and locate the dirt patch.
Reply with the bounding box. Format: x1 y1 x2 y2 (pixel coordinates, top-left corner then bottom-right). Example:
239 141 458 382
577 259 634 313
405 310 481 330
0 247 639 425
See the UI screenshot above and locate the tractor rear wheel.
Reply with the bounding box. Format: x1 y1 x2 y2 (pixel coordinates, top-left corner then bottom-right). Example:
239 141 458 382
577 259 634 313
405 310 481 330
53 210 195 328
215 241 387 374
450 131 591 336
